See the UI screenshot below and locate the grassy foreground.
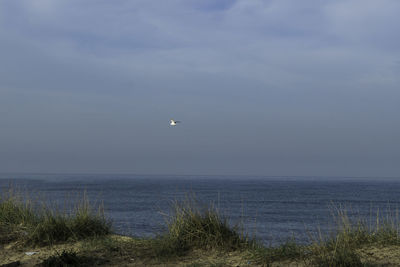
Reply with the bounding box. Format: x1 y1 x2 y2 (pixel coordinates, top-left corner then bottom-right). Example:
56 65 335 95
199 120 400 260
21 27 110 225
1 190 400 266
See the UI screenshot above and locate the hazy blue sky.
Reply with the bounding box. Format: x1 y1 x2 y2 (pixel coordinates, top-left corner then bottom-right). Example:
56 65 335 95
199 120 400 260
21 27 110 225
1 0 399 176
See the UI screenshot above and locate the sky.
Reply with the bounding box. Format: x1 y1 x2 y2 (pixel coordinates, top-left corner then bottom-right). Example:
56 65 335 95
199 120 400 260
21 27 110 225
0 0 399 177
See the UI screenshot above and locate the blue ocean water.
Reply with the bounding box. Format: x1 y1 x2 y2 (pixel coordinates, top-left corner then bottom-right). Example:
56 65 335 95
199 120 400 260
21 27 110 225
1 174 400 245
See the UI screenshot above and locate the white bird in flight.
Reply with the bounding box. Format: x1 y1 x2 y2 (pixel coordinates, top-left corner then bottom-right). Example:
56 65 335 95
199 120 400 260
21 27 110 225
170 119 181 126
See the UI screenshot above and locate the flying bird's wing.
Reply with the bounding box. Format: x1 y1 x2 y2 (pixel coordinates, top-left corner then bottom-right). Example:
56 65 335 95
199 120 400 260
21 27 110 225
170 119 181 125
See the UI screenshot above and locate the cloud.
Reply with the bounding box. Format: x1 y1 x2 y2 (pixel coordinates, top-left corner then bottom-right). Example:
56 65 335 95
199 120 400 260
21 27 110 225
1 0 399 103
0 0 399 175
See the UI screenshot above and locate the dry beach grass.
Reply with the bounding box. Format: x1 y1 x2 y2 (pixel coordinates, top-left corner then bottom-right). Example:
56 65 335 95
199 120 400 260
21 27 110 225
1 188 400 266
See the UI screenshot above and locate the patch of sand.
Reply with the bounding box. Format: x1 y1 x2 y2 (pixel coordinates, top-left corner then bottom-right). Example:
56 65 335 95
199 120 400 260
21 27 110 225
358 245 400 266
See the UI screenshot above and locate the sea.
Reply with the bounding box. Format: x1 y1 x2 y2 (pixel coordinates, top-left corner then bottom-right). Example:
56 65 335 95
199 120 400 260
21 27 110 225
1 173 400 246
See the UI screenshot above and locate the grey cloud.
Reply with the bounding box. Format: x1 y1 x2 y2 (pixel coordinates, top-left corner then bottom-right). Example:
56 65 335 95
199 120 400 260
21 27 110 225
0 0 399 176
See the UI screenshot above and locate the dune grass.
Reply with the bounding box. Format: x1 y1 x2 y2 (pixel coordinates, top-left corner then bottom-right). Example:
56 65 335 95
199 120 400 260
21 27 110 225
2 187 400 266
249 205 400 266
305 207 400 266
0 188 111 246
152 197 252 258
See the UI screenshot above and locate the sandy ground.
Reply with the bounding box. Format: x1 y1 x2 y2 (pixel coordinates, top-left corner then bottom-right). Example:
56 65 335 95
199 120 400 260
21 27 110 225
2 236 400 266
358 245 400 266
0 236 248 267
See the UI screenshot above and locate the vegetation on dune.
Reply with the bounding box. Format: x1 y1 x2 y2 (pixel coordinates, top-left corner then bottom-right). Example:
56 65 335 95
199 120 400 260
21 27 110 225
0 188 111 246
306 206 400 267
2 187 400 266
153 197 252 258
250 205 400 266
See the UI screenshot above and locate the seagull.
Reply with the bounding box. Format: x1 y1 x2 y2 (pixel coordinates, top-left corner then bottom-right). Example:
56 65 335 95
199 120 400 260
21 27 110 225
170 119 181 126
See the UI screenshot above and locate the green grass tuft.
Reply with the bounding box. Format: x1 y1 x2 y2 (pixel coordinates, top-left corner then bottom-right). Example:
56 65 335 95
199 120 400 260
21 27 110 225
153 197 251 257
0 189 111 246
307 206 400 266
